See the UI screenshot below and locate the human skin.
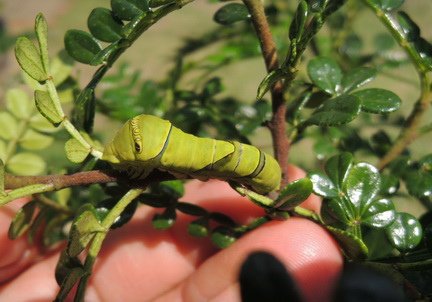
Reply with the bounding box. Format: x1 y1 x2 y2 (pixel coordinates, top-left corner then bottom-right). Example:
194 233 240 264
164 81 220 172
0 165 343 301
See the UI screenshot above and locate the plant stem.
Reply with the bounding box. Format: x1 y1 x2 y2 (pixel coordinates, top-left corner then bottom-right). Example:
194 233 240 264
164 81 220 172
362 0 432 169
378 75 431 169
243 0 290 186
74 188 144 302
1 170 173 206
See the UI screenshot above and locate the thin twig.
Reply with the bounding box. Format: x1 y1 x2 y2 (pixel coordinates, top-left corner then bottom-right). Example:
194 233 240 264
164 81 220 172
243 0 290 186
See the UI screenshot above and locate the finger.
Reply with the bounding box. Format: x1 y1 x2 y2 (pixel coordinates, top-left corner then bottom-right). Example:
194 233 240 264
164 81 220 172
286 165 322 213
0 198 39 283
0 253 59 300
156 218 343 302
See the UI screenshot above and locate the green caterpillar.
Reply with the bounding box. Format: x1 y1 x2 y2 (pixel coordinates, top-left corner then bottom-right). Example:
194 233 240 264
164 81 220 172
102 114 281 194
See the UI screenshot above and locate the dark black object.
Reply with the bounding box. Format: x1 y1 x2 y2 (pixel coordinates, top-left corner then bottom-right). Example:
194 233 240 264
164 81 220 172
333 263 406 302
239 251 303 302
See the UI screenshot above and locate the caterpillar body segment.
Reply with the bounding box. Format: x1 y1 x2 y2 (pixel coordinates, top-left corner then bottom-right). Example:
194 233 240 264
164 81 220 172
102 114 281 194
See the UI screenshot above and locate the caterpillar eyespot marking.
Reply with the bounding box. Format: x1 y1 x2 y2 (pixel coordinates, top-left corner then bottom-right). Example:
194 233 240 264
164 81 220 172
102 114 281 194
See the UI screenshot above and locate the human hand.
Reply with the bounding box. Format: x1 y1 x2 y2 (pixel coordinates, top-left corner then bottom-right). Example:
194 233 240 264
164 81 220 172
0 165 342 301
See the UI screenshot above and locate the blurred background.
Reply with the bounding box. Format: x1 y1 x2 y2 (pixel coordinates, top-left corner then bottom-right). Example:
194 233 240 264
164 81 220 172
0 0 431 172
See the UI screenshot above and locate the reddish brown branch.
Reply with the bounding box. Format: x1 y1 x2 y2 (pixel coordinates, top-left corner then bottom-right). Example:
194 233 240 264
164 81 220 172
4 170 173 191
243 0 290 186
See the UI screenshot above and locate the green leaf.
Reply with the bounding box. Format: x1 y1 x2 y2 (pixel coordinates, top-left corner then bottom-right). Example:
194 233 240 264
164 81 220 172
379 174 400 196
414 38 432 71
325 152 353 189
29 113 59 133
211 226 236 248
214 3 250 26
309 172 338 198
405 170 432 199
8 201 36 239
341 67 377 93
35 13 49 72
34 90 64 125
306 94 361 126
68 208 105 257
72 87 96 132
8 153 46 175
55 250 83 286
177 202 208 216
371 0 404 11
289 1 309 41
111 0 149 21
64 29 102 65
19 129 54 150
14 36 48 82
6 88 33 119
88 8 123 43
231 185 274 208
65 138 91 164
353 88 401 114
50 51 74 86
202 77 223 98
152 208 176 230
343 163 381 210
188 217 209 237
0 112 18 140
321 198 352 226
273 178 313 210
397 11 420 42
257 68 286 100
326 226 368 260
158 180 184 198
386 212 422 252
307 57 342 95
362 198 396 228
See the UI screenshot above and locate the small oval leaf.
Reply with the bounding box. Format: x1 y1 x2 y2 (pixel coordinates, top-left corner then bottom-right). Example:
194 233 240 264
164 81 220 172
211 226 236 248
307 57 342 95
65 138 91 163
306 94 361 126
325 152 353 189
362 198 396 228
353 88 401 114
88 8 123 43
0 112 18 140
15 36 47 82
8 201 36 239
309 172 338 198
19 129 54 150
34 90 64 125
111 0 149 21
35 13 49 72
326 226 368 260
214 3 250 26
344 162 381 210
341 67 377 93
274 178 313 210
386 212 422 251
257 68 286 100
64 29 102 65
8 153 46 175
6 88 33 119
188 218 209 237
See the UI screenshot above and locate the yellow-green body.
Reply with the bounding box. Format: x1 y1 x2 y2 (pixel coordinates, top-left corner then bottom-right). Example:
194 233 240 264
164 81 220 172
102 115 281 194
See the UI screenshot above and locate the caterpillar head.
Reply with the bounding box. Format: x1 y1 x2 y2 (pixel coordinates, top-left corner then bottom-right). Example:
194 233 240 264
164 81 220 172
102 120 136 164
102 114 172 164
